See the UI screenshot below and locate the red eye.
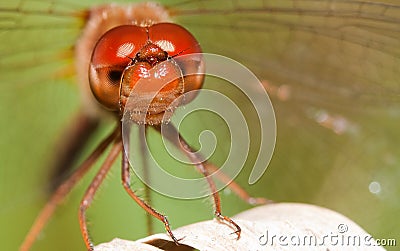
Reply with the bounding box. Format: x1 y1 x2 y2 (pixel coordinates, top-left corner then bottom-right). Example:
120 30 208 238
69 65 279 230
89 25 148 110
149 23 204 102
149 23 201 56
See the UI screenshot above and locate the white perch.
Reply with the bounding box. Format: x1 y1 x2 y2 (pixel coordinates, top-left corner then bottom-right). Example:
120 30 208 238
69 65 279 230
95 203 385 251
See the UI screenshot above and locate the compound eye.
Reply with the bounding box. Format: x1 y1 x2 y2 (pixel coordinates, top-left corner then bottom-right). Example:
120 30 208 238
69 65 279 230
149 23 201 55
89 25 147 110
149 23 204 100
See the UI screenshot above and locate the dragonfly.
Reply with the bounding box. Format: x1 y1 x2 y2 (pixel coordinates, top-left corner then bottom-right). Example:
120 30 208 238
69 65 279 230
1 0 399 250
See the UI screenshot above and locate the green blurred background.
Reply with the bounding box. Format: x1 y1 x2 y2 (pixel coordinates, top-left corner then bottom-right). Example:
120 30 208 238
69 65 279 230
0 0 399 250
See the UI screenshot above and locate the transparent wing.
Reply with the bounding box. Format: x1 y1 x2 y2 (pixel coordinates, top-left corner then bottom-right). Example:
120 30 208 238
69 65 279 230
0 0 84 86
169 0 400 116
169 0 400 243
0 1 103 250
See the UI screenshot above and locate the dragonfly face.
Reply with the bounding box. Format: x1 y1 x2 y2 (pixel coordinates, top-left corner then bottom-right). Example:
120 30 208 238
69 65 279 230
88 22 204 124
1 1 399 250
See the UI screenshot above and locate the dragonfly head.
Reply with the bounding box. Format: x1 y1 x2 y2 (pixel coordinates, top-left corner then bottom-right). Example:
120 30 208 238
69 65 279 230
89 23 204 125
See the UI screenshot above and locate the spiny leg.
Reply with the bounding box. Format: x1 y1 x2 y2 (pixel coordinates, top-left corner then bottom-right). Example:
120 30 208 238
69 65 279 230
138 125 154 235
121 126 179 245
79 133 122 251
156 124 241 239
20 127 119 251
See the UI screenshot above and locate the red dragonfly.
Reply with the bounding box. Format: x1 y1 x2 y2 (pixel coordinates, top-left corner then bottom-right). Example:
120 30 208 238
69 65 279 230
0 0 399 250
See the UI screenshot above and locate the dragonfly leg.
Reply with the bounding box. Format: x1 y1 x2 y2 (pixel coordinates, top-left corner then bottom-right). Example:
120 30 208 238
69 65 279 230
79 134 122 251
138 125 154 236
20 127 119 251
178 132 241 239
156 124 241 239
121 135 180 245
